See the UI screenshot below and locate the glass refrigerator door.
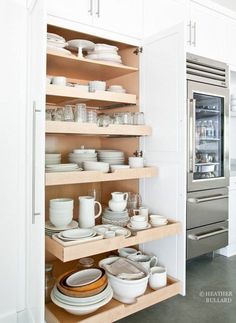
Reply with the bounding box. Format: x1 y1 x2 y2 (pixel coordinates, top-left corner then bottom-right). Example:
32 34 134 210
194 93 224 180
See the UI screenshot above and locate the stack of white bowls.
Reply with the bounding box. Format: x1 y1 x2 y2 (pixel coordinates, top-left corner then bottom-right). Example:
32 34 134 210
68 149 97 168
86 44 122 65
83 161 109 173
49 198 74 228
150 215 168 227
45 153 61 166
107 85 126 93
89 81 106 92
231 94 236 111
129 215 149 230
102 208 129 227
98 150 125 165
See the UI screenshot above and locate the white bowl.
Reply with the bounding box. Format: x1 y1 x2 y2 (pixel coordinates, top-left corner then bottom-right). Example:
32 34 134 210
150 215 165 220
131 215 146 222
50 198 74 209
49 214 73 227
99 257 149 304
73 149 96 154
130 221 148 229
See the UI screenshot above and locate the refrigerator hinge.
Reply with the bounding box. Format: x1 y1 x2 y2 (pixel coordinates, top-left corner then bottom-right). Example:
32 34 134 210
133 47 143 55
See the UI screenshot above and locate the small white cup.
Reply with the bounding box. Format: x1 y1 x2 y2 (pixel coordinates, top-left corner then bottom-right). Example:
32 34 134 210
52 76 67 86
131 215 146 222
96 227 108 235
149 266 167 290
104 231 115 239
129 157 144 168
118 247 141 258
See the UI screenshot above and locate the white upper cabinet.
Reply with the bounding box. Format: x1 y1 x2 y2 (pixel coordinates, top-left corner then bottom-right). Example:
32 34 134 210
227 19 236 67
93 0 142 38
187 1 227 62
142 0 188 37
47 0 141 39
47 0 93 25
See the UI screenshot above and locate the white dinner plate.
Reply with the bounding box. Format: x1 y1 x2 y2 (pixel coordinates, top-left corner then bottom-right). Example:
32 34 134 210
62 228 95 239
66 268 102 287
45 220 78 231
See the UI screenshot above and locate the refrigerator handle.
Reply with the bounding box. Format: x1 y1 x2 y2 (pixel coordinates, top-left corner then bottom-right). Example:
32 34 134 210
188 194 228 204
188 227 228 241
188 98 196 173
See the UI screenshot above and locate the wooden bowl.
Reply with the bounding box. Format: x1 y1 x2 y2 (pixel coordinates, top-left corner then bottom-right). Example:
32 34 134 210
57 281 108 298
58 268 108 292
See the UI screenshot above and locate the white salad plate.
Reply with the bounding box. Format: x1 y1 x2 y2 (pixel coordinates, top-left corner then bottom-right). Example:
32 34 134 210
57 231 96 242
45 220 78 231
66 268 103 287
61 228 96 240
47 45 72 55
127 223 151 231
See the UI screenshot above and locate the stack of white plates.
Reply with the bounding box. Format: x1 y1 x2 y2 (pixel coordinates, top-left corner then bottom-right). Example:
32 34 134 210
47 32 71 55
51 283 113 316
69 150 97 168
231 94 236 111
57 228 96 241
102 208 129 227
86 43 122 65
98 150 125 165
83 161 109 173
45 220 78 237
45 163 79 172
45 153 61 166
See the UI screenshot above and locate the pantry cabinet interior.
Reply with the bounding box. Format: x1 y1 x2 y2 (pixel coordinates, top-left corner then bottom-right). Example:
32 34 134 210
45 23 184 322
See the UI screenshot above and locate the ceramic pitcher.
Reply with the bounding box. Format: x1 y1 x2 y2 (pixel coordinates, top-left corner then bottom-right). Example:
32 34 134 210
78 196 102 228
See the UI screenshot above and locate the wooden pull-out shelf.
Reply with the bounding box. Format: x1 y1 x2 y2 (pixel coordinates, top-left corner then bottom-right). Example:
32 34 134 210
46 84 136 107
45 221 181 262
45 276 181 323
47 50 138 81
45 167 157 186
46 121 152 137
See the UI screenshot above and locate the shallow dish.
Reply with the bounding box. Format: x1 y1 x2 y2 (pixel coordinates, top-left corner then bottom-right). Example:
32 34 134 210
66 268 102 287
127 223 151 231
62 228 95 240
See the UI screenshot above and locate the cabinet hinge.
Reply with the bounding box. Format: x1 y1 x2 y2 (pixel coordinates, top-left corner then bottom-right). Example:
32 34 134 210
133 47 143 55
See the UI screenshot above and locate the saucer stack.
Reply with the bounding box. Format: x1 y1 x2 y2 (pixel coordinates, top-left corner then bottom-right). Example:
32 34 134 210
47 32 71 55
68 149 97 168
98 150 125 165
45 153 61 166
45 220 78 238
102 208 130 227
51 268 113 316
127 215 151 231
86 43 122 65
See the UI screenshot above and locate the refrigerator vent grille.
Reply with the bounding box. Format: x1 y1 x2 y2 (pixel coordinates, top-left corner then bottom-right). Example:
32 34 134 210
187 55 228 87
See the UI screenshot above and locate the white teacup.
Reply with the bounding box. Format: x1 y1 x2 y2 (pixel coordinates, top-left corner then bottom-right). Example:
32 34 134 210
118 247 141 258
128 157 144 168
127 254 158 271
131 215 146 222
52 76 67 86
104 231 115 239
149 266 167 290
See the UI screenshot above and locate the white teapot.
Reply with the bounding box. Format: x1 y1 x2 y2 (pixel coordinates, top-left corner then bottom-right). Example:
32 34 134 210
108 192 128 212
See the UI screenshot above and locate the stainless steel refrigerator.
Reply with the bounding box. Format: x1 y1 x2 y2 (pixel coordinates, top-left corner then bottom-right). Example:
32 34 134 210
186 54 229 259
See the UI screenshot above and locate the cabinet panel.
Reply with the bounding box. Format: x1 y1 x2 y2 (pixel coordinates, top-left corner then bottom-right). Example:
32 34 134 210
93 0 142 38
47 0 92 25
229 188 236 244
227 19 236 67
188 2 227 62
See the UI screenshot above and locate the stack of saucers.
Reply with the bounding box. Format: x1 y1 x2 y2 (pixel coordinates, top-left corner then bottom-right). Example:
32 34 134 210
102 208 129 227
68 149 97 168
45 153 61 166
85 43 122 65
45 220 78 238
45 163 79 173
51 268 113 316
98 150 125 165
47 32 71 55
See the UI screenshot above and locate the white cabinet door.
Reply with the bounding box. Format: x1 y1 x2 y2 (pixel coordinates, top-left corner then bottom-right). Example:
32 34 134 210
140 23 186 295
143 0 188 37
47 0 93 25
229 187 236 245
188 2 227 62
93 0 142 38
227 19 236 67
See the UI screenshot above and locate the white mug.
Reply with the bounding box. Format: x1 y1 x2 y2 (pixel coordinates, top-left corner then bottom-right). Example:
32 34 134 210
118 247 142 258
127 254 158 271
78 196 102 228
149 266 167 290
129 157 144 168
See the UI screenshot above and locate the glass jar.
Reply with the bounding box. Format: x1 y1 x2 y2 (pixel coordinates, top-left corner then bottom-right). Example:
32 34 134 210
63 105 74 121
45 263 55 303
87 110 97 123
133 112 145 125
74 103 87 123
76 257 95 269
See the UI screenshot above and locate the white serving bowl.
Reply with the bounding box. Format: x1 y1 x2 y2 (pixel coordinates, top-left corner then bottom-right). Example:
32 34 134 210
49 198 74 209
99 257 149 304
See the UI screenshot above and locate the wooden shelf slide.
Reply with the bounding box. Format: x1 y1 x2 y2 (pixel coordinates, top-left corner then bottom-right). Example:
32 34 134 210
47 50 138 81
45 276 181 323
46 121 152 136
45 221 181 262
45 167 156 186
46 84 136 107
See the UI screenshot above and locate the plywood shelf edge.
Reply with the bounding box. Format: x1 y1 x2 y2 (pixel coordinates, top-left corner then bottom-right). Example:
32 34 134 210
45 221 181 262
